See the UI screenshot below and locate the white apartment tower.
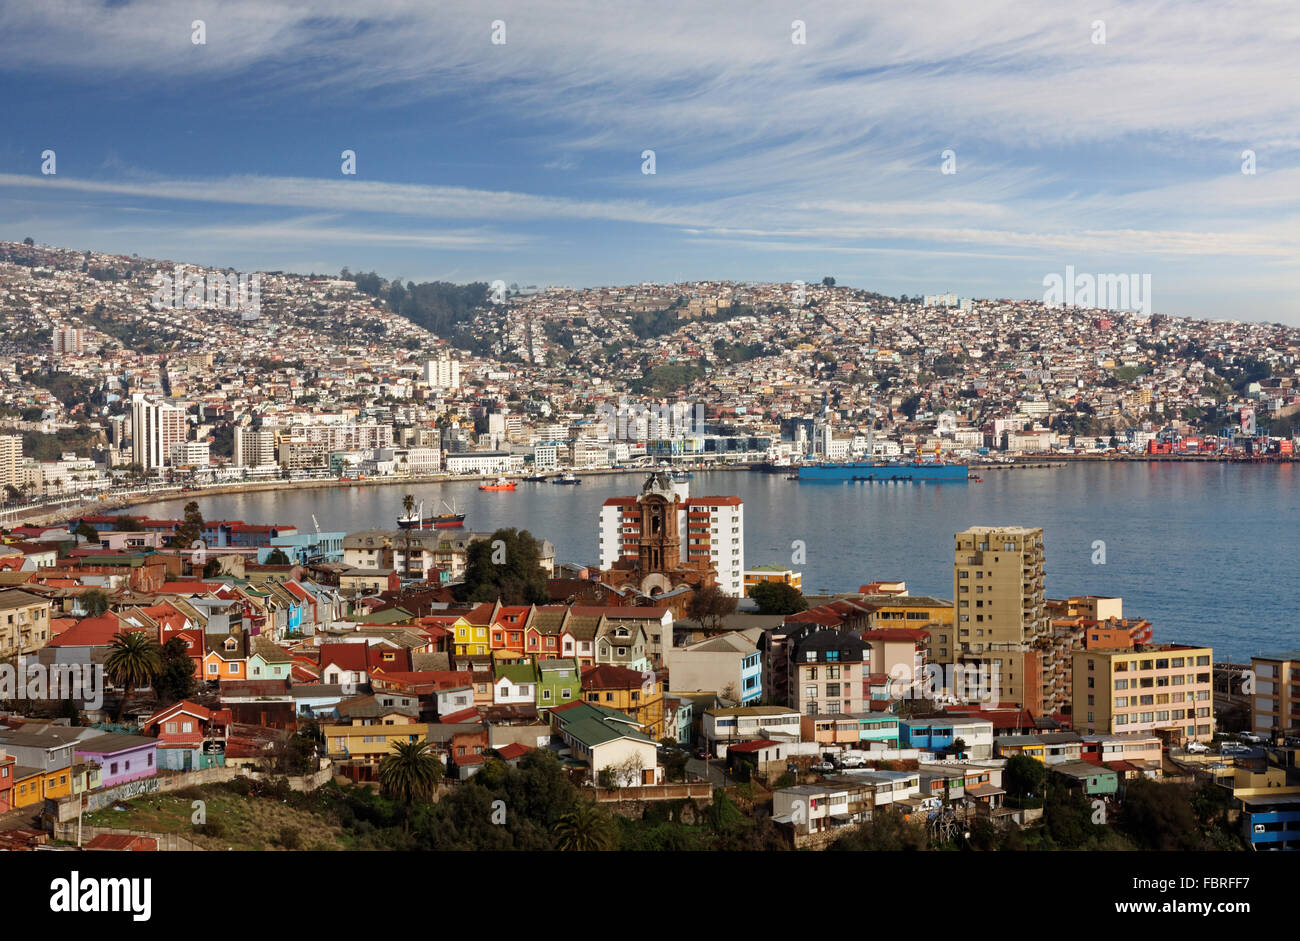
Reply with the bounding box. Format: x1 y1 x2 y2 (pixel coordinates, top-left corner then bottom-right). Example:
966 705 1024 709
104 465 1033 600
131 394 188 470
599 480 745 596
424 356 461 390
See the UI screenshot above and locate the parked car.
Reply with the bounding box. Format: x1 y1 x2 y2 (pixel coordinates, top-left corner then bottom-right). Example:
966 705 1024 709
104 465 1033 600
693 747 709 760
811 761 835 773
1238 732 1265 744
840 753 868 768
1185 741 1210 754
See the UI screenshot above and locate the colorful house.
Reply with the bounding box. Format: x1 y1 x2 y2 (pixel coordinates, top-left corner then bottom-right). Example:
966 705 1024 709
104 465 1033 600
581 664 665 740
0 750 13 812
247 638 294 681
75 734 159 788
536 659 581 717
0 730 75 804
142 700 229 770
203 631 247 683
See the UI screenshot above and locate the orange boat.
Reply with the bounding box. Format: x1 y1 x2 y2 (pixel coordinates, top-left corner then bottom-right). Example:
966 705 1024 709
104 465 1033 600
478 476 516 492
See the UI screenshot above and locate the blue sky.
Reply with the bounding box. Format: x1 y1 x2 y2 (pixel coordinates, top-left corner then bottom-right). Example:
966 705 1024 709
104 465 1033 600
1 1 1297 322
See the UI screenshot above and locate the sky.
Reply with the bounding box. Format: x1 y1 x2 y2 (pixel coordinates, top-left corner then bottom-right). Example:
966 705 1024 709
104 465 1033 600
1 0 1298 323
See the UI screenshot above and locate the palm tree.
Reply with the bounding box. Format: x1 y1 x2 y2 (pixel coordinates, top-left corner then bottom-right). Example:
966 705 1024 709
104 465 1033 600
377 740 442 830
401 493 417 579
104 629 164 720
553 801 617 851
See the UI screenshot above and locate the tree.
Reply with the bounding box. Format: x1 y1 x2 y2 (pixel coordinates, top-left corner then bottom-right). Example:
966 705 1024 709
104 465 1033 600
457 528 549 604
265 548 290 566
104 630 164 719
22 236 34 246
748 581 808 615
378 740 443 831
81 588 111 617
153 636 197 705
1003 754 1045 804
553 801 617 851
686 586 736 633
821 276 836 287
74 521 99 544
829 810 929 851
116 514 145 532
1116 778 1200 851
170 500 205 549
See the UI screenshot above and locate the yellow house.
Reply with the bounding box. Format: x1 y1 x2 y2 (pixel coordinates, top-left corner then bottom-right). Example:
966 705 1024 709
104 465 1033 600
9 763 71 806
581 664 665 740
321 724 430 761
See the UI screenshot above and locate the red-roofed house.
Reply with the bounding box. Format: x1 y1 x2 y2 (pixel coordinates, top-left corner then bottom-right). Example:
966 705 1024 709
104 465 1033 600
142 700 229 770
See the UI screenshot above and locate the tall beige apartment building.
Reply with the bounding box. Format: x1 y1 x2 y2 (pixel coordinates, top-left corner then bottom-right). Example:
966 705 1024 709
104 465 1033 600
952 526 1048 713
1073 644 1215 743
1250 651 1300 738
0 435 22 492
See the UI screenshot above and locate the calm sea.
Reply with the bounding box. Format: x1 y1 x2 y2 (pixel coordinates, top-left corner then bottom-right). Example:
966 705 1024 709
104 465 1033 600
139 463 1299 662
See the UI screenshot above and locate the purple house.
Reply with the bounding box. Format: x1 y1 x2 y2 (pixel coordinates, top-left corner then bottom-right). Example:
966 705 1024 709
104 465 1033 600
75 733 159 788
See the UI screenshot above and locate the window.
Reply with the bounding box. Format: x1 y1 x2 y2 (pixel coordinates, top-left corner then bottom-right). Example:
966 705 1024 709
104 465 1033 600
182 721 193 733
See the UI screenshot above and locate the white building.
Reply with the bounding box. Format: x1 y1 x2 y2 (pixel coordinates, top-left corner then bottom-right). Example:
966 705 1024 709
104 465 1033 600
424 356 461 390
131 394 188 470
170 440 211 467
443 451 521 475
533 442 560 470
598 482 745 597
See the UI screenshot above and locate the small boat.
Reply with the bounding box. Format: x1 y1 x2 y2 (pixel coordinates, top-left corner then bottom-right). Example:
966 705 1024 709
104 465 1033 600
479 476 517 492
969 474 983 482
551 473 581 485
524 472 550 482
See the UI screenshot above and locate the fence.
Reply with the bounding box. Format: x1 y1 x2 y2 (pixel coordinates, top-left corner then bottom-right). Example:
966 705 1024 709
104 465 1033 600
44 759 334 824
51 823 204 852
591 782 713 802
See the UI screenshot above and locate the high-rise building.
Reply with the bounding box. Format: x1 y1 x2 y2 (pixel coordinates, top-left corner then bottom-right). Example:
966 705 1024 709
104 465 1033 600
951 526 1048 712
424 356 460 390
131 394 188 470
0 435 22 492
599 475 744 597
1073 644 1215 743
233 426 277 468
51 326 87 354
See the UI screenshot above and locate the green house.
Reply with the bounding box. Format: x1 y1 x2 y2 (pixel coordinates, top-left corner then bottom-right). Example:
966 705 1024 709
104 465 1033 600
536 659 581 717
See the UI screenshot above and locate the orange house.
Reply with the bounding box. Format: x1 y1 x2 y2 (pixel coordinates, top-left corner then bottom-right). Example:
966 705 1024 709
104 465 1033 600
203 633 247 682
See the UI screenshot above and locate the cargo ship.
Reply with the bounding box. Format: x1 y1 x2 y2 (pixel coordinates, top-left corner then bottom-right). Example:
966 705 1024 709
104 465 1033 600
397 500 466 529
796 460 969 483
